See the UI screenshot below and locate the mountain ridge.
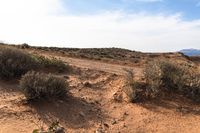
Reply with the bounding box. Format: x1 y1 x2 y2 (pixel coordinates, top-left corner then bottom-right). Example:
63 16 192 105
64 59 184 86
180 49 200 56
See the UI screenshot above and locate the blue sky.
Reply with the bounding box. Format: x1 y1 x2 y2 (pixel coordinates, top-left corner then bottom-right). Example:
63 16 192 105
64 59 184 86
0 0 200 52
62 0 200 20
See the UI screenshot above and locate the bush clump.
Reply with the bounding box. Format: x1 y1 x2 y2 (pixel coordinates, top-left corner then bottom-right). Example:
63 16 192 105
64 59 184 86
126 60 200 103
32 55 69 73
0 46 69 80
143 60 185 97
127 81 147 102
20 71 68 100
0 47 37 79
180 70 200 102
143 60 200 102
20 43 30 49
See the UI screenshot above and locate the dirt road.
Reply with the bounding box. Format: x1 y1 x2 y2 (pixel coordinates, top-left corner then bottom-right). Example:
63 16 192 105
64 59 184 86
41 52 143 77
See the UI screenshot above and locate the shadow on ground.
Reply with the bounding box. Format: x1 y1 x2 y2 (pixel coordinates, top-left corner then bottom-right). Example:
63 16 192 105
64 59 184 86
140 92 200 115
0 80 20 93
30 94 107 130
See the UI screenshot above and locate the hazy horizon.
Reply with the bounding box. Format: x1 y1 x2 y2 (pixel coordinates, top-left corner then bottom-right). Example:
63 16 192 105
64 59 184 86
0 0 200 52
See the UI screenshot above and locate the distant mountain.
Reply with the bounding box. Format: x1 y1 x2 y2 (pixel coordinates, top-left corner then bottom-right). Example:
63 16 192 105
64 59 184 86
180 49 200 56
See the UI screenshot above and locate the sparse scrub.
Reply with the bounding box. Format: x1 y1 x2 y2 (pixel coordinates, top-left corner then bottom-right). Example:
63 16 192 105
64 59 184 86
144 60 190 97
20 71 68 100
0 47 38 79
128 81 146 102
124 73 147 102
32 55 69 73
123 70 146 102
179 70 200 102
127 60 200 102
0 46 69 80
20 43 30 49
144 60 200 102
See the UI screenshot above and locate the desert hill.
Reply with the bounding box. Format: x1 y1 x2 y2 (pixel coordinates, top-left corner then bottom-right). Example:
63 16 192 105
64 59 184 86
0 43 200 133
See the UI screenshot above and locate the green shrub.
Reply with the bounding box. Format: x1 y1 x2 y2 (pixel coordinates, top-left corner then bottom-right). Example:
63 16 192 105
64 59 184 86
0 47 38 79
20 71 68 100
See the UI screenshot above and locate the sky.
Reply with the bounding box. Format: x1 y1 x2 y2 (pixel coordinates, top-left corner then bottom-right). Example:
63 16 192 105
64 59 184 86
0 0 200 52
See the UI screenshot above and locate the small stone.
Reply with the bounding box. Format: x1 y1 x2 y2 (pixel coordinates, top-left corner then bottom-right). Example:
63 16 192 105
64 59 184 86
103 123 109 128
123 123 127 127
84 82 92 87
124 112 128 116
59 100 64 103
55 127 65 133
113 106 117 109
63 75 69 79
95 100 100 104
79 112 85 117
111 119 117 125
95 124 105 133
113 92 123 102
95 129 104 133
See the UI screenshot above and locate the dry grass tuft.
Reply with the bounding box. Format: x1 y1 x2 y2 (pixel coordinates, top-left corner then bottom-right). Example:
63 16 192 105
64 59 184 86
20 71 68 101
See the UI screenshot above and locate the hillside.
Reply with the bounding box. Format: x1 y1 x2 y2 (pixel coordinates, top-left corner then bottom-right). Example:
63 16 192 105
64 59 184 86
0 43 200 133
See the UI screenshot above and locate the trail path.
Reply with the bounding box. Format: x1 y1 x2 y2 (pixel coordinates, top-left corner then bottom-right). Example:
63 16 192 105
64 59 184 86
40 52 143 77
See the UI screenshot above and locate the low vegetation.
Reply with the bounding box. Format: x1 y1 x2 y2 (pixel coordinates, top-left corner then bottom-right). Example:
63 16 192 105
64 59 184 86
32 55 69 73
0 46 37 79
143 60 185 97
0 46 69 79
128 60 200 102
128 81 146 102
33 121 64 133
20 43 30 49
20 71 68 101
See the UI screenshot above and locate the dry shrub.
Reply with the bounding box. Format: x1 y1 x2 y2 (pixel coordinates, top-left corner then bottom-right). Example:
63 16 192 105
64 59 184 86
123 70 135 102
129 81 147 102
20 43 30 49
180 70 200 102
123 70 147 102
144 60 188 97
144 60 200 102
20 71 68 101
123 70 146 102
0 46 69 80
0 47 37 79
32 55 69 73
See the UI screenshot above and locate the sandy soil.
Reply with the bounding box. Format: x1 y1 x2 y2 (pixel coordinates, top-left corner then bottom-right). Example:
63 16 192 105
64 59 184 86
0 52 200 133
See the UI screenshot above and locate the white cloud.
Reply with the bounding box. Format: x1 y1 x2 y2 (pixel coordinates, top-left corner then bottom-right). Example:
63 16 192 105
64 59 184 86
0 0 64 17
0 0 200 52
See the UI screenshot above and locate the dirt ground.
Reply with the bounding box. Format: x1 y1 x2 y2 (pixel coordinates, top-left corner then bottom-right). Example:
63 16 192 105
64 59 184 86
0 50 200 133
